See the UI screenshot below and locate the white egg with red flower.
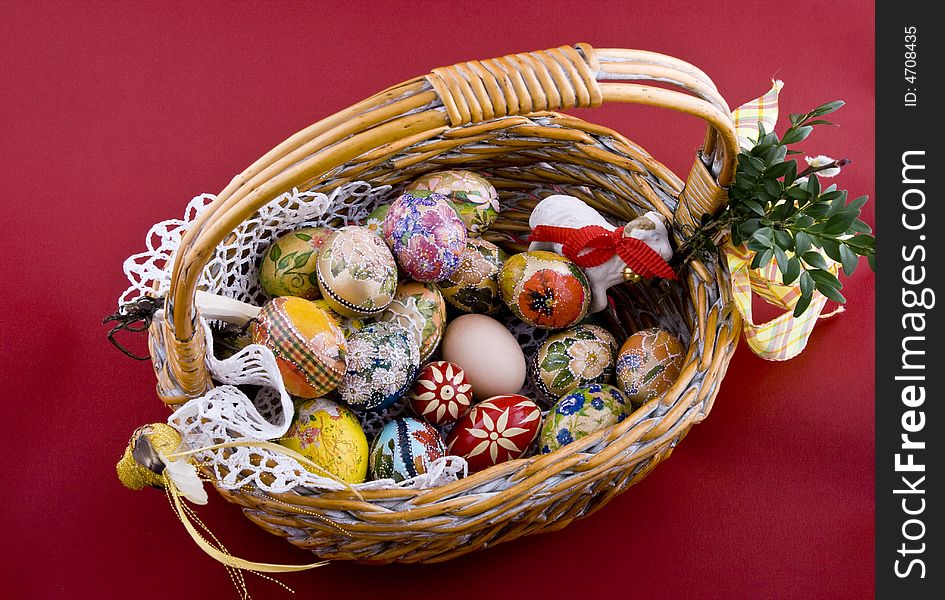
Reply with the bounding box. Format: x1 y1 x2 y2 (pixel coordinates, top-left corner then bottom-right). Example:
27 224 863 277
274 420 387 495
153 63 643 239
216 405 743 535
408 361 473 426
446 394 542 472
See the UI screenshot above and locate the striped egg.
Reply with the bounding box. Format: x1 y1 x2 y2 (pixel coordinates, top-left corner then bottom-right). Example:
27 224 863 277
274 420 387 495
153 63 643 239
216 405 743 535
369 417 446 482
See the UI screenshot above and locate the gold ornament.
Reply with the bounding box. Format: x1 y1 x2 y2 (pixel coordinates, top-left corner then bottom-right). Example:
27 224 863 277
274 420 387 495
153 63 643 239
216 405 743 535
622 266 642 284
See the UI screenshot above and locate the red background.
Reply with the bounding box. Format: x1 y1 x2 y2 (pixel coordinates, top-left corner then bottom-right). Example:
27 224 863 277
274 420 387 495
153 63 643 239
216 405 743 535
1 1 875 598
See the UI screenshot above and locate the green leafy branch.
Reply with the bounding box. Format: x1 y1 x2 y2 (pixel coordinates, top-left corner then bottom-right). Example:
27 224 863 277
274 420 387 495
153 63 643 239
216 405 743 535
676 100 875 316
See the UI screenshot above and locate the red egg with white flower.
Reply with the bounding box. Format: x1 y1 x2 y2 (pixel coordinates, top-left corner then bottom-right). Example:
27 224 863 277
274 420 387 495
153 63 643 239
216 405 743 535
408 361 473 426
446 394 542 472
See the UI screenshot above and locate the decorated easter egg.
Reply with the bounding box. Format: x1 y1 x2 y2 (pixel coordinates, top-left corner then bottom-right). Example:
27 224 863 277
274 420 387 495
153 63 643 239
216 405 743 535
377 282 447 362
446 394 542 472
369 417 446 482
339 322 420 411
279 398 369 483
408 361 473 426
363 203 390 236
316 226 398 318
408 170 500 235
530 324 618 402
441 314 526 399
259 227 332 300
382 190 467 282
615 328 685 407
539 384 630 454
499 251 591 329
435 237 507 314
311 299 366 339
252 297 347 398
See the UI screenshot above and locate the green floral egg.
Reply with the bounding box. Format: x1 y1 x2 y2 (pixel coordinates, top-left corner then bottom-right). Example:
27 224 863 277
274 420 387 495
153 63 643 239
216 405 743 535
363 203 390 237
530 324 618 402
258 227 331 300
435 237 507 314
408 170 500 235
539 384 630 454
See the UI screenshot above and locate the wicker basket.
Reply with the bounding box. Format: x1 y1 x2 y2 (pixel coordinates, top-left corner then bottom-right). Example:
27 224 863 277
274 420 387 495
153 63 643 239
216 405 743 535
149 43 741 563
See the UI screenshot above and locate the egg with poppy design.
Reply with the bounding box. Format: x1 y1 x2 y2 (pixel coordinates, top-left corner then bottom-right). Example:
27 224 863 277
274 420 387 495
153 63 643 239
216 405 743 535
446 394 542 472
382 190 467 282
369 417 446 482
538 384 630 454
408 361 473 426
499 251 591 329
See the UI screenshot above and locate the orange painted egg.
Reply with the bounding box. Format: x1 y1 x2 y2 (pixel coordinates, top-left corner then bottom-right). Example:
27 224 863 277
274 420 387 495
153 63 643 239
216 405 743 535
251 297 347 398
615 328 685 406
499 251 591 329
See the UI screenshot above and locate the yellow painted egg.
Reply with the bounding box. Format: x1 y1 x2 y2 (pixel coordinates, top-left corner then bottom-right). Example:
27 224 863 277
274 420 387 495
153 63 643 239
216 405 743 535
280 398 369 483
499 251 591 329
258 227 332 300
251 296 347 398
615 328 685 406
312 299 366 339
441 314 526 398
408 170 500 235
316 226 398 318
435 237 507 314
377 282 447 362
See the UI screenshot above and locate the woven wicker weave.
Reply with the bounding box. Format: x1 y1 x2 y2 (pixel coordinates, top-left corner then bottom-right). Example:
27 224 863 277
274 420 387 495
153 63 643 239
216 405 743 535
148 43 742 563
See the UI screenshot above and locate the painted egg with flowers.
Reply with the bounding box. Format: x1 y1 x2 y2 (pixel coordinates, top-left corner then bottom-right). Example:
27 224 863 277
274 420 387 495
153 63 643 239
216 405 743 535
259 226 331 300
539 384 630 454
279 398 369 483
369 417 446 482
251 297 347 398
446 394 542 472
408 169 500 235
382 190 467 282
339 322 420 411
316 226 398 318
408 361 473 426
531 324 618 402
499 251 591 329
435 237 507 314
362 203 390 236
615 328 685 407
377 282 447 362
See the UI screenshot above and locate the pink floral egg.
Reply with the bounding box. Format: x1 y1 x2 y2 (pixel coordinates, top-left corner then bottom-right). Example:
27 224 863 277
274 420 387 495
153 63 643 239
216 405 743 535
446 394 542 472
382 190 467 282
408 361 473 425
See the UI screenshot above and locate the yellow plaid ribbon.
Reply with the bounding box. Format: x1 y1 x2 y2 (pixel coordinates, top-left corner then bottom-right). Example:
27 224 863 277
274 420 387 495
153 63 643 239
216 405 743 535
723 81 843 361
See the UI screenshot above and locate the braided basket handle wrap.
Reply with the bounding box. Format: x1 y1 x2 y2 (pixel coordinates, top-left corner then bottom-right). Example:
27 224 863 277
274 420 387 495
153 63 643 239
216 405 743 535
155 43 738 403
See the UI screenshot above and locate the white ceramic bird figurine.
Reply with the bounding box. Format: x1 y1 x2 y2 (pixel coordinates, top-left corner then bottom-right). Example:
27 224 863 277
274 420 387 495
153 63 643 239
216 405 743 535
528 194 675 313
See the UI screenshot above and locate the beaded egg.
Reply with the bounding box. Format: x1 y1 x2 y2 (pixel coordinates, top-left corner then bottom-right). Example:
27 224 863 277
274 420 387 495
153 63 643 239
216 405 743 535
251 297 347 398
259 226 331 300
338 322 420 411
530 324 619 402
377 282 447 362
363 203 390 236
407 170 500 235
615 327 685 407
279 398 369 483
539 384 631 454
382 190 467 282
499 250 591 329
435 237 507 314
446 394 542 472
407 361 473 426
369 417 446 482
316 226 398 318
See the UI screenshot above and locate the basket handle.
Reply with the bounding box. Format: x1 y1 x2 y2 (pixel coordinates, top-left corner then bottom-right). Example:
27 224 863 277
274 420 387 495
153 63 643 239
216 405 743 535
154 43 738 403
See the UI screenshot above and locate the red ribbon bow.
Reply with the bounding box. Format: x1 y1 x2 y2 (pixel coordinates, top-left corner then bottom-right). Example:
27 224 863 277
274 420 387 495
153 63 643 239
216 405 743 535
529 224 677 280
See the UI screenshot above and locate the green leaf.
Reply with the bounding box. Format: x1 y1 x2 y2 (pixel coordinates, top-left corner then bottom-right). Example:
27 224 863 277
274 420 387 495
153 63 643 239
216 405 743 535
824 210 859 235
793 214 815 229
848 195 869 211
308 271 320 286
802 251 828 270
783 256 801 285
551 369 575 390
839 244 858 276
849 219 872 235
783 160 798 186
277 251 296 271
763 178 782 198
809 268 842 290
810 100 845 117
752 227 775 247
773 229 793 250
541 352 569 371
789 113 804 125
820 237 843 262
786 187 811 201
782 125 813 144
268 243 282 262
293 250 314 268
751 248 773 270
799 271 814 297
868 253 876 271
817 282 846 304
744 200 765 216
794 231 812 255
804 119 835 126
793 292 814 317
806 174 821 198
774 246 789 272
294 232 312 241
845 234 875 251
